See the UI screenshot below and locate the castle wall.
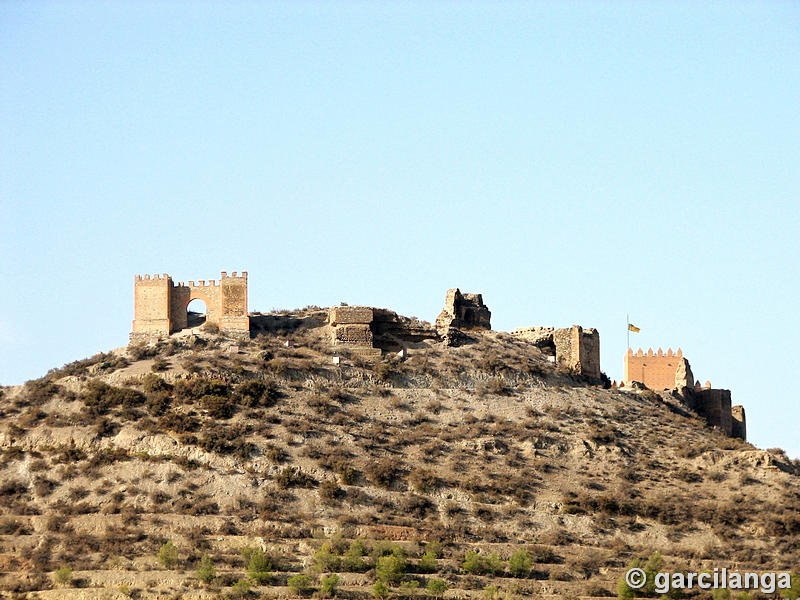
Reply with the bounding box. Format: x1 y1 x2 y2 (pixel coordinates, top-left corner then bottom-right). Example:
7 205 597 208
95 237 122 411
132 275 172 335
731 405 747 441
435 288 491 334
689 388 733 436
624 348 684 390
131 271 248 341
553 325 601 380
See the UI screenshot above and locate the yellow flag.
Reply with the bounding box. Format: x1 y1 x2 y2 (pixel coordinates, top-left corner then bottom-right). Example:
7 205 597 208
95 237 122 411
628 323 640 333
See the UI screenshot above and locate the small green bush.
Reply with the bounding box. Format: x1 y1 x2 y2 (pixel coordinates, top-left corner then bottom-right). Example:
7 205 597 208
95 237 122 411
508 549 531 577
196 554 216 584
376 552 406 585
157 540 179 569
242 546 272 584
313 542 341 573
287 574 314 596
462 550 485 575
372 581 391 599
320 573 340 597
53 566 73 586
427 578 449 598
342 539 368 572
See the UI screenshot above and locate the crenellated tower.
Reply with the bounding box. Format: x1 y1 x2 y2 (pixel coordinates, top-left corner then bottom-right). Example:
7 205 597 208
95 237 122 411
131 271 249 341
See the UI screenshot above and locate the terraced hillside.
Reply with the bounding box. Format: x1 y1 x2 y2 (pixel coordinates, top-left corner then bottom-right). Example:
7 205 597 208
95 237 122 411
1 309 798 599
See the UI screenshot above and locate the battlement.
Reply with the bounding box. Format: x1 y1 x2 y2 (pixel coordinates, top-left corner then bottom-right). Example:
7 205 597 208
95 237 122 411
131 271 249 341
628 347 683 358
134 273 172 283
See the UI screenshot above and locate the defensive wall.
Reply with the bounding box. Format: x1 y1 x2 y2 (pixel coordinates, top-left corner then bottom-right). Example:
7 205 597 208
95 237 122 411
623 347 746 440
131 271 249 341
512 325 601 381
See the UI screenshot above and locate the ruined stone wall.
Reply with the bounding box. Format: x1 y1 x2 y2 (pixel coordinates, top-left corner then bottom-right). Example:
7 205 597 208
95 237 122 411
553 325 601 379
328 306 438 352
688 388 733 436
131 271 249 341
329 306 374 348
731 405 747 441
624 348 685 390
435 289 491 334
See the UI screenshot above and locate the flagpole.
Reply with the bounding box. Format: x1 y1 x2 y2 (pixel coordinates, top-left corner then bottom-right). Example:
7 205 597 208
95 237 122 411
627 313 629 350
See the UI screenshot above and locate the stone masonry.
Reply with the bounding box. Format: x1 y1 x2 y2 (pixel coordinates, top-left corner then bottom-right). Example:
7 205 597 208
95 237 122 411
622 347 746 440
435 289 491 334
513 325 601 380
624 347 685 390
552 326 601 380
131 271 249 341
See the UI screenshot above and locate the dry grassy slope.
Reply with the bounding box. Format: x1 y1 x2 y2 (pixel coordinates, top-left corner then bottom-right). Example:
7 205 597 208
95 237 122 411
0 310 798 600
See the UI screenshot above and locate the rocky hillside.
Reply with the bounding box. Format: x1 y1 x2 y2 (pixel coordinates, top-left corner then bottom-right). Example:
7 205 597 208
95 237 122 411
1 308 798 600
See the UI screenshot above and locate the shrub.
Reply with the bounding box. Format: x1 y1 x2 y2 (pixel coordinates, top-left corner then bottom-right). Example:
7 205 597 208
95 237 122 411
408 468 440 493
320 573 340 598
242 546 272 584
319 480 342 503
418 550 437 573
372 581 391 599
484 551 505 576
287 574 314 596
142 373 171 394
236 379 281 407
54 565 73 586
157 540 179 569
376 552 407 585
196 554 216 584
427 578 449 598
343 540 368 572
201 321 220 333
313 542 341 573
151 358 169 372
462 551 485 575
80 380 144 414
334 462 359 485
508 549 532 577
397 580 419 598
276 466 317 489
365 459 401 488
173 377 229 403
230 578 252 597
202 394 236 419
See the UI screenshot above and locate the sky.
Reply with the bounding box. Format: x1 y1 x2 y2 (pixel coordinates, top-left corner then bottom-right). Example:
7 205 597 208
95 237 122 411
1 1 798 457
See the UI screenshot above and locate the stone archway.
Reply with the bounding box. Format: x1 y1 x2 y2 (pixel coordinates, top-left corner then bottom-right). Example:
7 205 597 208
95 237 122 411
186 298 207 328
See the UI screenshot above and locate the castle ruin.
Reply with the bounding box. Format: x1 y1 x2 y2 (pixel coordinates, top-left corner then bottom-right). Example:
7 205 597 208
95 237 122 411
623 347 746 440
131 271 249 341
512 325 601 381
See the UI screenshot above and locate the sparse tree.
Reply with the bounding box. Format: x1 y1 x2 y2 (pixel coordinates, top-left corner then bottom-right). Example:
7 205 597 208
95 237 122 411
320 573 340 598
372 581 391 599
53 566 73 586
158 540 179 569
508 549 531 578
196 554 216 584
427 578 449 598
288 574 314 596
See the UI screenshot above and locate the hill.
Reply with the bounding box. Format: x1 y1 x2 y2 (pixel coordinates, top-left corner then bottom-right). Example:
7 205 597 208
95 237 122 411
1 308 798 599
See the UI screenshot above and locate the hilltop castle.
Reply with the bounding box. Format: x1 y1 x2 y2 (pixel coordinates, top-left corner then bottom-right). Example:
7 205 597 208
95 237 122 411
624 347 746 440
130 271 745 440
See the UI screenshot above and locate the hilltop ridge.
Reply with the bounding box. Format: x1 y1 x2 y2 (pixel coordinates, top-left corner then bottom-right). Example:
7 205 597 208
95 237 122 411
1 304 798 599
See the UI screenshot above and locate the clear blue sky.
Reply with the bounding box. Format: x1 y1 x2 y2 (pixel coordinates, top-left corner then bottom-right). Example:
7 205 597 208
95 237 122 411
1 2 798 457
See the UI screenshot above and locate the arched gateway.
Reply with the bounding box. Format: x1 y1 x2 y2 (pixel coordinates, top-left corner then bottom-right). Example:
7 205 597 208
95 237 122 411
131 271 249 341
